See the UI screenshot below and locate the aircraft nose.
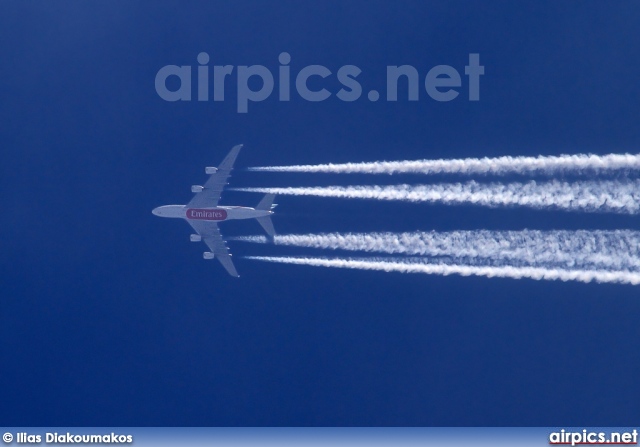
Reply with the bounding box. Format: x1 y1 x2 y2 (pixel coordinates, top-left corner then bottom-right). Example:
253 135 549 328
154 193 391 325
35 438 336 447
152 207 161 216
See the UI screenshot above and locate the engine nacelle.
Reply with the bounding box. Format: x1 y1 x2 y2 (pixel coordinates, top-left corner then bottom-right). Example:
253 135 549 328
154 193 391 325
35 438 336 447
203 252 215 260
205 167 218 174
191 185 204 193
190 234 202 242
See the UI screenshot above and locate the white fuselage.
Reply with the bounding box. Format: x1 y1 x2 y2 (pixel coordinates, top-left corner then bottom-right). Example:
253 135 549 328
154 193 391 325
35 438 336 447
152 205 272 221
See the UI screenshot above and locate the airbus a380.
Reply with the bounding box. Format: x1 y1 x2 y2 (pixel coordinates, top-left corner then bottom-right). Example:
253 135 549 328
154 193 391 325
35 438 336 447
152 144 276 277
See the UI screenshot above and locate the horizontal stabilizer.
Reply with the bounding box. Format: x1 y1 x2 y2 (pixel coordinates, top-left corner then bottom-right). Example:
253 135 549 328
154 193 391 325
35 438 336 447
256 193 276 211
256 216 276 242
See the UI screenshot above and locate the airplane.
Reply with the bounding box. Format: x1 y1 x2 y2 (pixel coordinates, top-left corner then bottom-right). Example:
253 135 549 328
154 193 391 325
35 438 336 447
152 144 276 277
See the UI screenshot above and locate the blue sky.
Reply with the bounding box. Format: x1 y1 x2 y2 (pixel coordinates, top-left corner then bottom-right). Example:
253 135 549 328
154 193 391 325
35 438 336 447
1 1 640 425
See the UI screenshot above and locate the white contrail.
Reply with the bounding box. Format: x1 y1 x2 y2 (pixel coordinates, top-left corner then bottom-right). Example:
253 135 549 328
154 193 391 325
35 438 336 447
232 180 640 214
245 256 640 285
248 152 640 176
231 230 640 271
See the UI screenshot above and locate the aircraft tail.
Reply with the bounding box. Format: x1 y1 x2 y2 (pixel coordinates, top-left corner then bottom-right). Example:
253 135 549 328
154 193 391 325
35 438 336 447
256 216 276 241
255 194 276 242
256 193 276 211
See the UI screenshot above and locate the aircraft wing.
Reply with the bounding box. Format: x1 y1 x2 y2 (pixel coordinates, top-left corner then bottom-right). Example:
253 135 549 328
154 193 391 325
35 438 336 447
187 220 239 277
188 144 243 208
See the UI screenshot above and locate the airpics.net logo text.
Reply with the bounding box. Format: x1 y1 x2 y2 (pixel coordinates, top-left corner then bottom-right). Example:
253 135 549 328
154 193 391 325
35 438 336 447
154 52 484 113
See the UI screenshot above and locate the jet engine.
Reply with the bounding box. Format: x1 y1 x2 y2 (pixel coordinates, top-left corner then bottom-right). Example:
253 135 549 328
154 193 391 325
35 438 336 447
191 185 204 193
190 234 202 242
205 167 218 174
203 252 215 260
